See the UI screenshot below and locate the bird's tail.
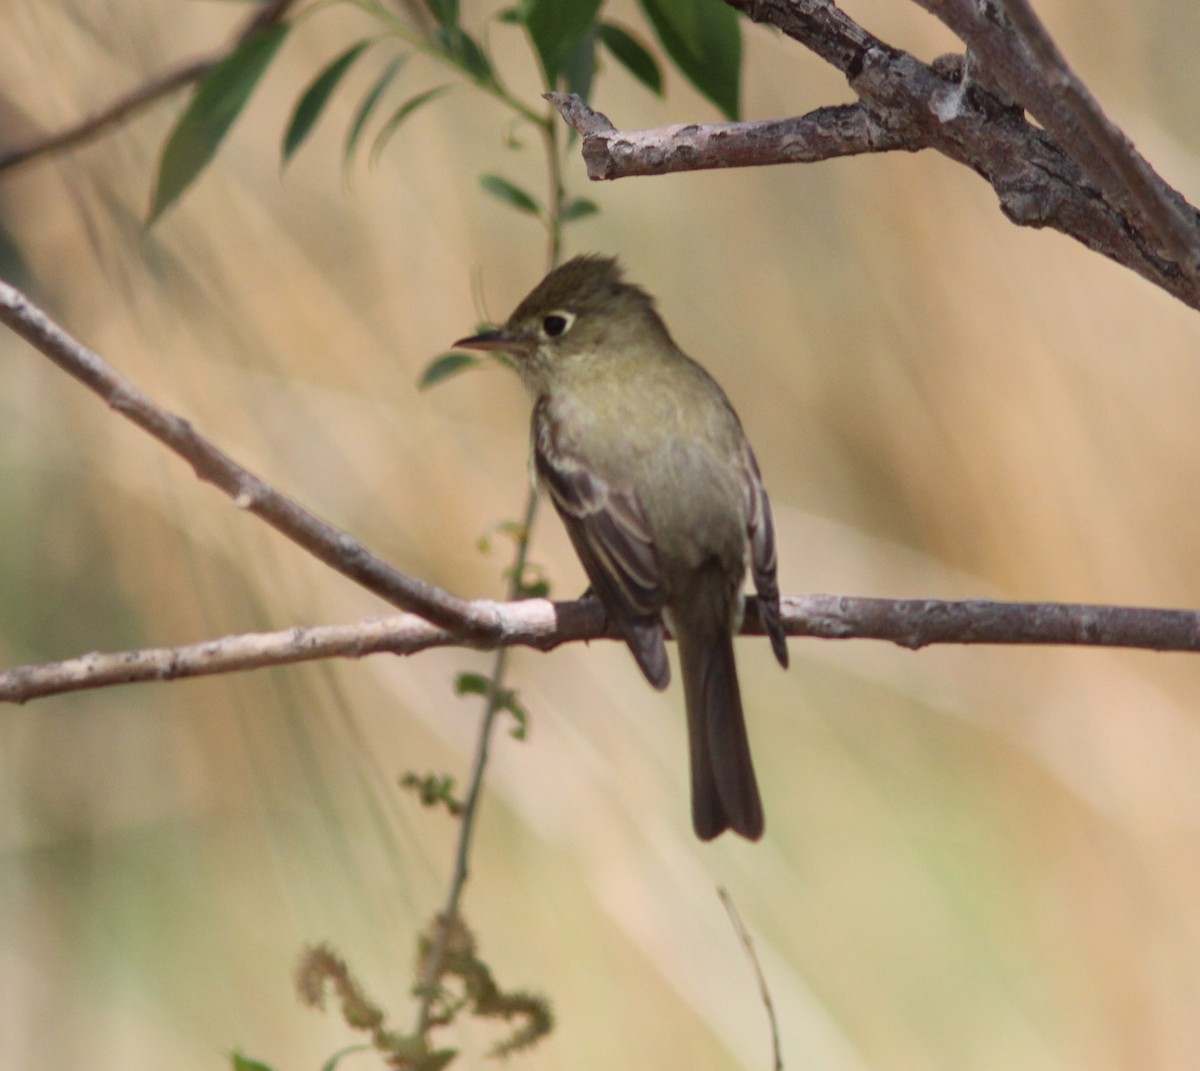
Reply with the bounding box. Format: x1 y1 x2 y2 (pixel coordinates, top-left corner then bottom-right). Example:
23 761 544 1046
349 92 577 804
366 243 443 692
677 618 764 841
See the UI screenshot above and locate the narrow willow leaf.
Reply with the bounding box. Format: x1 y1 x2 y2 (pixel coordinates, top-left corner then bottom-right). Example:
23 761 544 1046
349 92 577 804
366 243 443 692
562 26 597 104
343 55 406 165
424 0 459 30
524 0 603 86
231 1056 275 1071
149 23 290 223
419 351 479 389
479 173 541 215
598 22 663 95
561 197 599 222
638 0 741 119
369 85 452 166
457 30 495 83
282 39 371 164
437 25 495 85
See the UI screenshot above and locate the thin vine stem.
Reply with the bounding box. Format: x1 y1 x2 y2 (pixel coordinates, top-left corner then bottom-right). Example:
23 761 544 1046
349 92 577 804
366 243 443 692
413 487 540 1035
543 100 566 271
413 94 568 1037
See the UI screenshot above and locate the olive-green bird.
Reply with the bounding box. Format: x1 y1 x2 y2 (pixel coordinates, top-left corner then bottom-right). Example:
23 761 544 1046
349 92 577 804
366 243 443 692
455 255 788 840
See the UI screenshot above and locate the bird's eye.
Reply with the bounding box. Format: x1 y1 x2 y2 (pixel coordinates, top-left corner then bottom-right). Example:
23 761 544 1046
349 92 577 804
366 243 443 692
541 311 574 338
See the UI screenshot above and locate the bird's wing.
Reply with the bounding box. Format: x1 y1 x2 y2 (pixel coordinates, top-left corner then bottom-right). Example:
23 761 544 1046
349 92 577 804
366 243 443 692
532 398 669 689
739 441 789 669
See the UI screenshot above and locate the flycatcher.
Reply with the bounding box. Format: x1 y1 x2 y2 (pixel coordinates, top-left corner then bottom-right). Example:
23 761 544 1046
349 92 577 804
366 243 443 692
455 255 788 841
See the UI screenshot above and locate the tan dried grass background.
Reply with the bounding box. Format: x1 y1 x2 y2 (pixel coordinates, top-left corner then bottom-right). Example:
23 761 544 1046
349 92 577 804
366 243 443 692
3 1 1200 1068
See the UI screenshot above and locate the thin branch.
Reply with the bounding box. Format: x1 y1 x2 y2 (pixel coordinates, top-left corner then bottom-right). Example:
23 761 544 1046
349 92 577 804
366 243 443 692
413 489 541 1037
0 57 219 174
4 594 1200 704
545 94 915 179
0 279 499 642
0 0 297 175
718 888 783 1071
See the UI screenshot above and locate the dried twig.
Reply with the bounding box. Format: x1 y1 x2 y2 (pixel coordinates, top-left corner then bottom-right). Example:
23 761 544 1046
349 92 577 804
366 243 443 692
718 888 783 1071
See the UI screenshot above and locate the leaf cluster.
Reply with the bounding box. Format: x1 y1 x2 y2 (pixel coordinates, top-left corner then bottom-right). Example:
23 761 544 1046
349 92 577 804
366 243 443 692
148 0 745 222
400 772 464 816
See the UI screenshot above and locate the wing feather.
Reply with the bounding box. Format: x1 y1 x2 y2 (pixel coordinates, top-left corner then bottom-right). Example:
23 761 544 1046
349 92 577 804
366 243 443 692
533 399 669 688
739 441 789 669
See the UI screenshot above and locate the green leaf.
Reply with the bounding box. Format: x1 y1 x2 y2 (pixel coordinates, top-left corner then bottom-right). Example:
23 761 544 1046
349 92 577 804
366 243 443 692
561 26 597 103
519 576 550 598
455 672 491 697
370 85 452 165
319 1047 373 1071
638 0 741 119
423 1051 458 1071
479 173 541 215
477 518 531 553
343 55 406 165
437 26 495 85
599 22 663 95
561 197 599 222
149 23 291 223
424 0 459 29
400 773 463 816
419 351 479 389
506 560 550 598
231 1055 275 1071
523 0 604 86
282 40 371 164
504 693 529 739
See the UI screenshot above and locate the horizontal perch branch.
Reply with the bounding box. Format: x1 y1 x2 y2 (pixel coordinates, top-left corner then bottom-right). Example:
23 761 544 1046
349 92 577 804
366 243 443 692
3 594 1198 703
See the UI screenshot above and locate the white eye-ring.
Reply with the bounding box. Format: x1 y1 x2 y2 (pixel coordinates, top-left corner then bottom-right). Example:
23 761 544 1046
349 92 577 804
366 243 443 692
540 310 575 339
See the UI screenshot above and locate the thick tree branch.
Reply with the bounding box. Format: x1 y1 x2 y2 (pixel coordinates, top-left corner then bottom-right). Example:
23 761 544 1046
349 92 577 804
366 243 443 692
0 0 297 174
0 279 500 642
3 594 1199 703
915 0 1200 272
551 0 1200 311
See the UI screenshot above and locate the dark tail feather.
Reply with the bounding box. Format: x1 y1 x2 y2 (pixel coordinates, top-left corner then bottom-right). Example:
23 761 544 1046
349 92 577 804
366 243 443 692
678 627 764 841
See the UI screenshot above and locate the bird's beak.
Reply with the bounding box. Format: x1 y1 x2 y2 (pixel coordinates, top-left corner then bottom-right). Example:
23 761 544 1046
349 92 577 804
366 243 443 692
453 328 518 352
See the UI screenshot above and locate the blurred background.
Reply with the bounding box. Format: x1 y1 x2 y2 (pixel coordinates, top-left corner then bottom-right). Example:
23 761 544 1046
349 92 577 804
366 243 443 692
3 1 1200 1068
